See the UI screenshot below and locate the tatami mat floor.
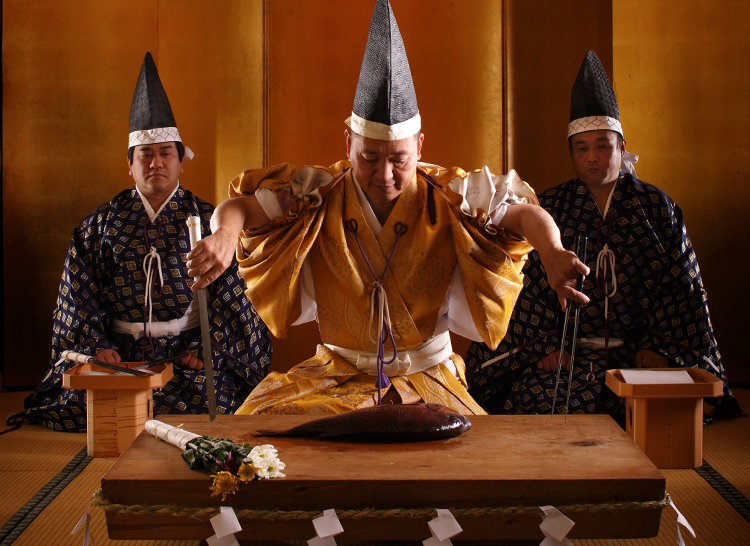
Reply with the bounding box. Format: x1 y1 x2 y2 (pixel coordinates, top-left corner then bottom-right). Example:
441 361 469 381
1 390 749 546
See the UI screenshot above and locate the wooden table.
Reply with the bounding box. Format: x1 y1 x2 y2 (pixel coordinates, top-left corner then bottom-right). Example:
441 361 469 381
100 414 666 542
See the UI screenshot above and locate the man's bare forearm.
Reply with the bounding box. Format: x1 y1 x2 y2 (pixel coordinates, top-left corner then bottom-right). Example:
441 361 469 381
498 203 589 308
210 194 270 237
498 203 564 259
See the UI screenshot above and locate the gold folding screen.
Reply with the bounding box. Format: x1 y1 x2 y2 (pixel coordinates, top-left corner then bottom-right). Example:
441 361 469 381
6 1 744 387
2 0 264 385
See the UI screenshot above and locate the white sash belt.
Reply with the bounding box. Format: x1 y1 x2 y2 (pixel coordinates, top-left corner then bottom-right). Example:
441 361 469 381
576 337 624 350
112 301 201 340
325 331 453 377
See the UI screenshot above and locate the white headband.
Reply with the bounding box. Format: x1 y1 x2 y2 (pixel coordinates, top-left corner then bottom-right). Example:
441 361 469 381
568 116 623 139
346 111 421 141
128 127 194 160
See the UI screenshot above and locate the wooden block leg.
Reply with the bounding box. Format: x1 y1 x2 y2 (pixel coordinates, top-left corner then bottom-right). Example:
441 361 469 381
87 388 153 457
627 397 703 469
115 389 153 455
87 389 119 457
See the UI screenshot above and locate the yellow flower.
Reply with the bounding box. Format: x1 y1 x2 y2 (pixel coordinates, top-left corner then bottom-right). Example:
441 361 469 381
237 463 257 483
209 471 239 501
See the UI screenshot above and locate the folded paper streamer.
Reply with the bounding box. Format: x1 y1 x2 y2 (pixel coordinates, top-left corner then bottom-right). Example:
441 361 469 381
424 509 463 546
71 508 94 546
308 509 344 546
207 506 242 546
669 498 696 546
539 505 575 546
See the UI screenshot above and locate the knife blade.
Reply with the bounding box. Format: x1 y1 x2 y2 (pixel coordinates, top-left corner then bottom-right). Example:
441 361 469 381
61 350 151 376
187 215 217 422
550 234 588 421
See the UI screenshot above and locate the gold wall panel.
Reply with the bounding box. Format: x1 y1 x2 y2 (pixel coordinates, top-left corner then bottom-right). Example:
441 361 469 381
2 0 264 386
506 0 614 193
265 0 503 172
613 0 750 383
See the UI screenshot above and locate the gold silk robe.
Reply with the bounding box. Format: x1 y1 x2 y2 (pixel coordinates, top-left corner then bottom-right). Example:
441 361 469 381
232 161 535 415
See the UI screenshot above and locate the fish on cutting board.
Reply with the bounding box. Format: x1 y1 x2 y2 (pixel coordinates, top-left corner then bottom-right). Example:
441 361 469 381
254 402 471 442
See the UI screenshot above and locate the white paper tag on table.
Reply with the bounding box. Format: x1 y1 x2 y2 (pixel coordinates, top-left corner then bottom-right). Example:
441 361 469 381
670 498 696 546
619 369 694 384
71 510 93 546
207 533 240 546
210 506 242 537
312 509 344 538
539 505 574 546
423 508 462 546
308 509 344 546
308 536 338 546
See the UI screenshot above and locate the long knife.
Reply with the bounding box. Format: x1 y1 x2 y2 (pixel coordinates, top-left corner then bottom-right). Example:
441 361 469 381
61 350 152 376
551 234 587 421
187 215 217 422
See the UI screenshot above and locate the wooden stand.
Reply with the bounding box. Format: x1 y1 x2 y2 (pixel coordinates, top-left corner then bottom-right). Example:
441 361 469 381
62 362 173 457
605 368 723 469
101 414 666 542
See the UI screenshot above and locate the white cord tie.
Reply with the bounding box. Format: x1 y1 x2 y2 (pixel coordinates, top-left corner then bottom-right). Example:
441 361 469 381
143 246 164 327
595 181 618 321
369 281 393 351
596 244 617 319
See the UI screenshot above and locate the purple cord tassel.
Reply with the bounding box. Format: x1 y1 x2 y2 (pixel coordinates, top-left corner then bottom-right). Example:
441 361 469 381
344 219 407 405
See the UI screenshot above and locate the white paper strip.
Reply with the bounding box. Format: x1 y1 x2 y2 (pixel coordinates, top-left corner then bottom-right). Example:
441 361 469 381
207 532 240 546
619 369 694 384
308 536 337 546
211 506 242 538
540 536 573 546
312 509 344 538
669 498 696 546
539 505 575 546
423 536 453 546
71 510 93 546
428 509 463 541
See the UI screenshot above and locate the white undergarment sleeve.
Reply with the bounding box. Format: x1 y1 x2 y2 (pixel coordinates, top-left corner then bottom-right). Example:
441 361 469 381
441 166 532 224
255 188 283 220
290 260 318 325
445 266 483 341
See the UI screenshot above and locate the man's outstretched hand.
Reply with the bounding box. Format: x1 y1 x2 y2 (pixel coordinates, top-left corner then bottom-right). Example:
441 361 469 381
187 226 238 291
539 245 590 311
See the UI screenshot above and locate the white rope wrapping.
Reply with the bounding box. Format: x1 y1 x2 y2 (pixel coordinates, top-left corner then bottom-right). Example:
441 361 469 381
142 247 164 329
144 420 200 451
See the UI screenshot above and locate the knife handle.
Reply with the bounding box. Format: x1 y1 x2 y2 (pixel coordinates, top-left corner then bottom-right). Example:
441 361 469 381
61 350 94 364
187 216 202 282
187 215 202 249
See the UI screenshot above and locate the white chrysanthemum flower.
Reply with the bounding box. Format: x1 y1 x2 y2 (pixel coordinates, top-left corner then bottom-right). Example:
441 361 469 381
256 458 286 479
244 444 279 468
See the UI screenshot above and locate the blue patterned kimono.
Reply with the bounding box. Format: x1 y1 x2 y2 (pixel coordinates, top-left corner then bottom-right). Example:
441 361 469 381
465 174 735 423
24 186 273 431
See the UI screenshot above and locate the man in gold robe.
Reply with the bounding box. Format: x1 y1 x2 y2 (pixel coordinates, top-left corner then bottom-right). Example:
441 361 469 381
186 0 588 415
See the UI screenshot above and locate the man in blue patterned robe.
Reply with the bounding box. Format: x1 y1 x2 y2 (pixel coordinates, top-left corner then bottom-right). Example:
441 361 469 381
465 51 740 423
21 53 272 431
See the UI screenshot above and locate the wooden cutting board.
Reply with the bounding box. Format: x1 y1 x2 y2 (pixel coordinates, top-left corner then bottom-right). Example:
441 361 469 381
101 414 665 541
